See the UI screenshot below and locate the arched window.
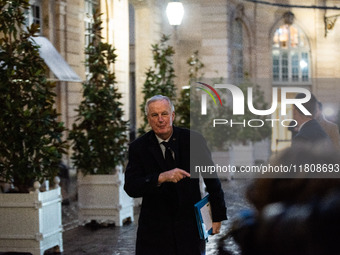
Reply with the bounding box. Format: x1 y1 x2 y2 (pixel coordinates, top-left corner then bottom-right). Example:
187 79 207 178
272 24 311 84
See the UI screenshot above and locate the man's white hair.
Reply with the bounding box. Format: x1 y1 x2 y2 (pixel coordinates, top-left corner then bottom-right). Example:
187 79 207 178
145 95 175 115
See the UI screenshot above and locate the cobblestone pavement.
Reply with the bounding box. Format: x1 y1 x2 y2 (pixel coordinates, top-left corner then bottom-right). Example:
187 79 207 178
58 178 252 255
0 178 252 255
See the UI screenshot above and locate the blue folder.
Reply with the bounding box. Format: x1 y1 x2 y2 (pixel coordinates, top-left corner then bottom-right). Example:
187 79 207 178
194 194 213 240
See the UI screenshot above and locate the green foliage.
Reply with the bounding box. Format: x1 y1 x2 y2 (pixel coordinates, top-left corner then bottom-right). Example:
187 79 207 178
176 51 204 129
176 87 191 128
229 81 272 144
187 50 205 82
138 34 176 135
190 76 232 151
68 10 128 175
190 79 271 150
201 95 232 150
0 0 67 192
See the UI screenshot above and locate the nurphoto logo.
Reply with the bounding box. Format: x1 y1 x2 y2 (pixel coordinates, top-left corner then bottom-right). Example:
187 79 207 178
195 82 312 128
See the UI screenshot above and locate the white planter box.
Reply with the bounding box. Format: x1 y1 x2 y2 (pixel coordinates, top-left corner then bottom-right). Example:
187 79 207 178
0 182 63 255
77 166 134 226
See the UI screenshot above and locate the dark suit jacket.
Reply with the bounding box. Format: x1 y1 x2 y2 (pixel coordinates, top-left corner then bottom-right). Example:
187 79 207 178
124 126 227 255
292 119 331 148
318 117 340 151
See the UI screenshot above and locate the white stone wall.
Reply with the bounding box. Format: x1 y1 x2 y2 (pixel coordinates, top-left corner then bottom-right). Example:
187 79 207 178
159 0 340 152
130 0 163 128
36 0 340 159
39 0 131 165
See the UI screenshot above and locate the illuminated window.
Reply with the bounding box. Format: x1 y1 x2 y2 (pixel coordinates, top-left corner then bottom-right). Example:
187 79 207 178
272 24 311 84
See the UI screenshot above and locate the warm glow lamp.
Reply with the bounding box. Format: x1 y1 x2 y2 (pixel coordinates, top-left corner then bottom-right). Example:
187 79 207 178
166 1 184 26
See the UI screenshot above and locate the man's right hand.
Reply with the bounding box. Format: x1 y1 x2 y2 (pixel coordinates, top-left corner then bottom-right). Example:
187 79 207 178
158 168 190 184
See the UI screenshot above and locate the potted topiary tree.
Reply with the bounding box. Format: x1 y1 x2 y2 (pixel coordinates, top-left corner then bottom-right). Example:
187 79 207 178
0 1 67 254
176 50 205 129
138 34 176 135
228 80 272 168
68 10 133 227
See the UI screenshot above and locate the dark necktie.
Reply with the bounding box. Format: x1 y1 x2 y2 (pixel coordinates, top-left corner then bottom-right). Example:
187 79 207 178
161 141 175 170
161 141 178 210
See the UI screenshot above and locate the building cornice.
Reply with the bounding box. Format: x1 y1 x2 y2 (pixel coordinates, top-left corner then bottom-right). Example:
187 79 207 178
129 0 156 9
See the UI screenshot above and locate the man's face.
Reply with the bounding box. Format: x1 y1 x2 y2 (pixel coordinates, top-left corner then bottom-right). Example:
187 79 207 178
147 99 175 140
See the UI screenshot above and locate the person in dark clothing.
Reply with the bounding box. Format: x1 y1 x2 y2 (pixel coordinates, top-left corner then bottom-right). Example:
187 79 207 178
315 101 340 151
292 93 331 148
219 190 340 255
124 95 227 255
218 144 340 255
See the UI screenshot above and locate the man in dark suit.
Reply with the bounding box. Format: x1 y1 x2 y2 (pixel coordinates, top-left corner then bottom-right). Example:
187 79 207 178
124 95 227 255
315 101 340 151
292 93 331 148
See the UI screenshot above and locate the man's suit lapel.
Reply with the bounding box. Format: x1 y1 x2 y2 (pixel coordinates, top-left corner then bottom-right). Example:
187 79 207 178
170 126 180 167
148 131 167 172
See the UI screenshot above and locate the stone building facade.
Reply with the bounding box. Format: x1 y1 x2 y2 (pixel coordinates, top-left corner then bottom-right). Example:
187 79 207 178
23 0 340 165
132 0 340 153
26 0 130 166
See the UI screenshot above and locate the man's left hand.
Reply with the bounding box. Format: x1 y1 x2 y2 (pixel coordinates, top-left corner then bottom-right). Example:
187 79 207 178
212 222 221 234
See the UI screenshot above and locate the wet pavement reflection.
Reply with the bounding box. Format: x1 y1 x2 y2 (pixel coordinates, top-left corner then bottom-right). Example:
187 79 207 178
59 178 252 255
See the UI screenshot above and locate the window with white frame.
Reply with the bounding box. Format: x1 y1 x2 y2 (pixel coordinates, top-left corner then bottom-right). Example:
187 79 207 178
84 0 98 75
272 24 311 84
26 0 42 34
